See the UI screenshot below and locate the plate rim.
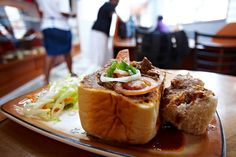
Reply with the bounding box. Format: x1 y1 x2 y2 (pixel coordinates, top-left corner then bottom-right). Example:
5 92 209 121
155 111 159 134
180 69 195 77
216 111 226 157
0 106 133 157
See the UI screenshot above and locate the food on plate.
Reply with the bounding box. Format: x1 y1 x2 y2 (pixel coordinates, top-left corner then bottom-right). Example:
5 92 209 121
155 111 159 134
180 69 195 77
161 74 217 135
15 77 79 121
78 49 165 144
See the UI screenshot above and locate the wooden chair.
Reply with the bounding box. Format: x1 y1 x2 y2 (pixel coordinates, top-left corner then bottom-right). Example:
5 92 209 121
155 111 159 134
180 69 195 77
194 31 236 75
135 27 155 61
171 30 190 68
135 28 173 68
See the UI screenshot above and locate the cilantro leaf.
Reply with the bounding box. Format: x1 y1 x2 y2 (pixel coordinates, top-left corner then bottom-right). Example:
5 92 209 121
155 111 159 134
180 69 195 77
106 61 117 77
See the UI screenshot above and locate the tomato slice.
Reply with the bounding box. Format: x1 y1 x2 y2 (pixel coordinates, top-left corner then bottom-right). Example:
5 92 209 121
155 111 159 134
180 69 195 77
116 49 130 64
114 77 160 96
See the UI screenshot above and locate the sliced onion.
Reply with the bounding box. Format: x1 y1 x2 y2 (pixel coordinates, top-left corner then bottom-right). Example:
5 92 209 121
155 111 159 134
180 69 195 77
100 69 141 82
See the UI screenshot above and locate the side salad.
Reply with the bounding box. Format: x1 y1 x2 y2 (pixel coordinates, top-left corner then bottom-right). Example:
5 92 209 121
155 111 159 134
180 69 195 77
15 77 80 121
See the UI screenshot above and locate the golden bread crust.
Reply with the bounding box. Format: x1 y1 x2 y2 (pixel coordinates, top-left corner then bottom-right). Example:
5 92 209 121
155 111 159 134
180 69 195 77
78 71 165 144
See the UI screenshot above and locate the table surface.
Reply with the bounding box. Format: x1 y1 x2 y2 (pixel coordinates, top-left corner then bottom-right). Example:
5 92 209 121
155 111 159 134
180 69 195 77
0 70 236 157
113 38 136 48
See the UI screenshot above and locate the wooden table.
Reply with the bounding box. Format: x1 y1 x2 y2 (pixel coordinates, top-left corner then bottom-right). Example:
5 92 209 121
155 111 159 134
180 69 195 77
0 70 236 157
0 54 45 97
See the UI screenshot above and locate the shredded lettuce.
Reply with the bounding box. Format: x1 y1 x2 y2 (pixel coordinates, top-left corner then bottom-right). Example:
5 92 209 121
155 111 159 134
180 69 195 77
19 76 79 121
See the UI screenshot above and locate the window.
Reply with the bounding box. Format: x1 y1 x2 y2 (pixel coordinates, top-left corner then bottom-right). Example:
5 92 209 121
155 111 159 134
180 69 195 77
5 6 27 39
161 0 229 25
227 0 236 22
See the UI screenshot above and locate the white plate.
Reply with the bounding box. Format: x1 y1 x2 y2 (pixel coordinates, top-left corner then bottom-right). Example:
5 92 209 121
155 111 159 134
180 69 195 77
0 88 226 157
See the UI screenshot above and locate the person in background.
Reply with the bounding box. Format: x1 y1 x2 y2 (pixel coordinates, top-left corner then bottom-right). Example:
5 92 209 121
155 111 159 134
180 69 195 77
155 15 169 33
90 0 119 67
36 0 77 84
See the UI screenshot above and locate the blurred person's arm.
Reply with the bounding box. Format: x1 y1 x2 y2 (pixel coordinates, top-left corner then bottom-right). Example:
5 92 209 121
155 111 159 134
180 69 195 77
61 13 76 18
59 0 77 18
35 0 43 18
106 3 116 17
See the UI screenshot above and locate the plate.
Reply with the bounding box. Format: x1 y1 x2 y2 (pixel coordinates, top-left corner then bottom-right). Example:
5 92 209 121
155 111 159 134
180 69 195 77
0 88 226 157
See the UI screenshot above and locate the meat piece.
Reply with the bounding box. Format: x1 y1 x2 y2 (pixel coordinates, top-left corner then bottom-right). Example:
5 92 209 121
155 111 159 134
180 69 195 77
140 57 153 74
161 74 217 135
132 57 160 81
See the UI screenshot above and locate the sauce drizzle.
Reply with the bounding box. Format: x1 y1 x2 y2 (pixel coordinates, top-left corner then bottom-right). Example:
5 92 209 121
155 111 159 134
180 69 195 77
143 123 185 151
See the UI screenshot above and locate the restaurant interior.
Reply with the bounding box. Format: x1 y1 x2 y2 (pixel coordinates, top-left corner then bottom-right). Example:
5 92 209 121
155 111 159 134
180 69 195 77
1 0 236 100
0 0 236 157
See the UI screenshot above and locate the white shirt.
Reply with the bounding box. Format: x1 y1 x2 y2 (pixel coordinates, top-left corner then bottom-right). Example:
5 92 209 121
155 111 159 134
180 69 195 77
36 0 71 30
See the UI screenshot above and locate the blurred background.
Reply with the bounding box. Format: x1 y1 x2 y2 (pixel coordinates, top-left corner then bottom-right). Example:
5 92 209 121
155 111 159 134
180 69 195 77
0 0 236 102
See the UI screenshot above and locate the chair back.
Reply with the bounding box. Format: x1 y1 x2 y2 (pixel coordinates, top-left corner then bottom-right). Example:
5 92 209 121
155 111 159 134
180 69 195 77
135 27 157 61
135 29 172 68
194 31 236 75
171 30 190 68
157 32 173 68
135 29 189 69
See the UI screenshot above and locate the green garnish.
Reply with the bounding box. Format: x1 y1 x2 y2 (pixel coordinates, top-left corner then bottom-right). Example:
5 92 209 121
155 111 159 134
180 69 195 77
117 60 129 71
129 65 137 74
106 60 137 77
106 60 118 77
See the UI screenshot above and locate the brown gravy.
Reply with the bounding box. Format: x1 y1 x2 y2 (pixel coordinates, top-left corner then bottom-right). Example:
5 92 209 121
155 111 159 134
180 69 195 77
88 123 185 151
143 123 185 151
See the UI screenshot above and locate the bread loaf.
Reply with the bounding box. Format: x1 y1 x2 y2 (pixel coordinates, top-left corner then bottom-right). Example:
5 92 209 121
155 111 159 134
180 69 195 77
161 74 217 135
78 57 165 144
